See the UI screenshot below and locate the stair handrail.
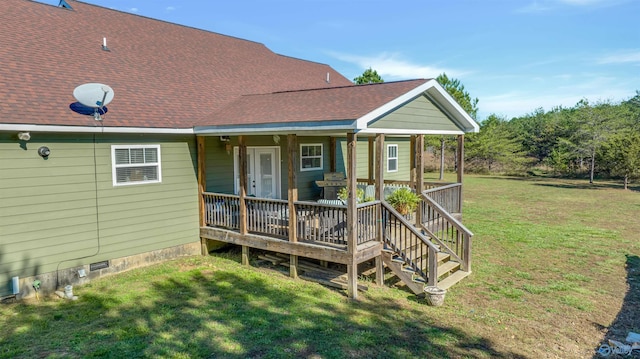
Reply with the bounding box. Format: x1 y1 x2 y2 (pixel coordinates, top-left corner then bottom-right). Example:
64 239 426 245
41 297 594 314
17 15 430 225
381 201 440 285
420 192 473 239
381 201 440 252
420 191 474 272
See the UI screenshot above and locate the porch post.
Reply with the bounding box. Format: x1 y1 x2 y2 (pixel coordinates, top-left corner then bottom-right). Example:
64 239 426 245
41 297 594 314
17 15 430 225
457 135 465 213
346 132 358 299
410 135 417 190
238 135 249 266
374 133 385 287
415 134 424 225
287 134 299 279
329 137 336 173
368 137 374 185
197 136 208 255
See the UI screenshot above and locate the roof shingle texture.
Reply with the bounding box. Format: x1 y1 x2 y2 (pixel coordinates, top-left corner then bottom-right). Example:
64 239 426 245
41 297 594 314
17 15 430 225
210 79 430 126
0 0 353 128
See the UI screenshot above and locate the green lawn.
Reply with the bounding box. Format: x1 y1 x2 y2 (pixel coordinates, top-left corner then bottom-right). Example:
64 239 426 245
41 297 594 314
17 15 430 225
1 176 638 358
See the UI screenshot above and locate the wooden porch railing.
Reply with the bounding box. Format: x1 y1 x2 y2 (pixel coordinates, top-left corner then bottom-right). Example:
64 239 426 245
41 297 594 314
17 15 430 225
246 197 290 238
356 179 449 193
203 192 240 229
294 201 347 245
419 185 473 272
203 192 382 248
381 202 440 286
422 183 462 214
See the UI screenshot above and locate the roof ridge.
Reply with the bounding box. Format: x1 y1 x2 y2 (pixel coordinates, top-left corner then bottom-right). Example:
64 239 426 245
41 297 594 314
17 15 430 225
71 0 268 48
243 78 431 96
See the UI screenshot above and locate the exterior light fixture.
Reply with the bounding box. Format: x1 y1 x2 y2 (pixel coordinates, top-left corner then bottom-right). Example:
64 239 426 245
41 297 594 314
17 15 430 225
17 132 31 141
38 146 51 158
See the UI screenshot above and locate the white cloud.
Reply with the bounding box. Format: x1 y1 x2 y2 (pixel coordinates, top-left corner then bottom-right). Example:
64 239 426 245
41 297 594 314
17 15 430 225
129 7 139 13
166 6 176 12
597 50 640 65
517 0 626 13
558 0 604 5
479 77 633 119
516 2 553 13
327 51 467 80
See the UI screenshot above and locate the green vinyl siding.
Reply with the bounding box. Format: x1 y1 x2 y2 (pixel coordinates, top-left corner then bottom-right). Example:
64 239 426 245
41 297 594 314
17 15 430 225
370 94 461 132
0 132 199 296
295 137 330 200
203 136 329 201
335 137 411 182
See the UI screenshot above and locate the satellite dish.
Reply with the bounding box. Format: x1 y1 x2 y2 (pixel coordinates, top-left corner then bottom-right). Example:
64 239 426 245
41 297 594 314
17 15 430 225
73 83 114 108
73 83 114 120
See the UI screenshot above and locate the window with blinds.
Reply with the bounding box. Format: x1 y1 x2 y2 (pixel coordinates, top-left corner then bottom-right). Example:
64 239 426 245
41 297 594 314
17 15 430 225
111 145 162 186
300 144 323 171
387 144 398 172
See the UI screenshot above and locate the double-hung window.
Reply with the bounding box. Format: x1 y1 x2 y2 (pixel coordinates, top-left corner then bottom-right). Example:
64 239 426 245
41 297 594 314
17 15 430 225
387 144 398 172
300 144 323 171
111 145 162 186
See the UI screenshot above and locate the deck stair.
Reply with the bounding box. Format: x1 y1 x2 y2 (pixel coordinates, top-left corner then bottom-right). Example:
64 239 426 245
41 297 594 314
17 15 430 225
381 240 469 294
380 197 472 297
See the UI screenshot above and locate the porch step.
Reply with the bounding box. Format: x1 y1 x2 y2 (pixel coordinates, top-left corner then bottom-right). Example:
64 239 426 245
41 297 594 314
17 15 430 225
401 265 416 273
412 275 427 284
411 252 450 271
381 252 425 295
382 244 395 253
437 260 460 278
391 255 405 264
437 270 470 290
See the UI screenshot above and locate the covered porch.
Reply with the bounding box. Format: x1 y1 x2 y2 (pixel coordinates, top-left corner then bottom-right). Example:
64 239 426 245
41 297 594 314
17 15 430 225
194 79 478 300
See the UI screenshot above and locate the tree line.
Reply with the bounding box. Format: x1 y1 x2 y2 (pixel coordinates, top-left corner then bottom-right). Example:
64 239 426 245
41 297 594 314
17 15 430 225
353 68 640 189
464 94 640 189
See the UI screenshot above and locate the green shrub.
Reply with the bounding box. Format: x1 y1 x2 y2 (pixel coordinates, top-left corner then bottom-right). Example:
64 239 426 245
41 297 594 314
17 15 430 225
338 187 365 203
386 187 420 216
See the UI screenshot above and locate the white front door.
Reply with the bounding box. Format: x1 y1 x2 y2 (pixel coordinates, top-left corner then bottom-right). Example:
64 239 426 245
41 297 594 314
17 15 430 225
234 147 280 199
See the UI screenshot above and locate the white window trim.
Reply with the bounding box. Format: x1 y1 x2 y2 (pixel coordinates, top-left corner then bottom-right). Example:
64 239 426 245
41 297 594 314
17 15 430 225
387 144 398 173
111 144 162 186
300 143 323 172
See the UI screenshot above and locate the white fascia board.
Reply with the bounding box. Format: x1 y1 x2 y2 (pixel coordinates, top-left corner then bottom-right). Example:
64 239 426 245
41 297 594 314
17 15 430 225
355 79 480 134
194 121 357 135
425 85 480 133
0 124 194 134
355 80 435 130
356 128 464 136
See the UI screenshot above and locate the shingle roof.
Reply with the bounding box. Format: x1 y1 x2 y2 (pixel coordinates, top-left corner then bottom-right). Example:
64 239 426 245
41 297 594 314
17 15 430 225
0 0 352 129
207 79 430 126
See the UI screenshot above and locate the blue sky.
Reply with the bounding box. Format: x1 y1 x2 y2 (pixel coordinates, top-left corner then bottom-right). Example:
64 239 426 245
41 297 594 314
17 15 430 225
40 0 639 120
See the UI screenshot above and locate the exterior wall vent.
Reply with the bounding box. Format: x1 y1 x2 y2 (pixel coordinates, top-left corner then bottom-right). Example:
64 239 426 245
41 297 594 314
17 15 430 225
90 261 109 271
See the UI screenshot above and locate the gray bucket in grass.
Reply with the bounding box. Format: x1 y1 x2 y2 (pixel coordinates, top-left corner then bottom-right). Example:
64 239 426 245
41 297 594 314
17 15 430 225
424 286 446 306
64 285 73 299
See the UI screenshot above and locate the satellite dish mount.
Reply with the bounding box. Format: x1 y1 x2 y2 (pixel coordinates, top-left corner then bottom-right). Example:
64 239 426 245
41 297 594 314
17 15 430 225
73 83 115 121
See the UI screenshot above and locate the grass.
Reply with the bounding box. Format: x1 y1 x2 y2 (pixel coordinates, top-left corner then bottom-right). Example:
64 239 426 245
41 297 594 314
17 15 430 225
1 175 639 358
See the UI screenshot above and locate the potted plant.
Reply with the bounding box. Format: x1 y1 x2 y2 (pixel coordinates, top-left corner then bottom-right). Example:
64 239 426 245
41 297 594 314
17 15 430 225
337 187 365 203
386 187 420 217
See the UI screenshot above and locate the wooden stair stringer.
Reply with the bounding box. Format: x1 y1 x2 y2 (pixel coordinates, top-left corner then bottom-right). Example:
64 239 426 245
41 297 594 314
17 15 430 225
381 252 424 295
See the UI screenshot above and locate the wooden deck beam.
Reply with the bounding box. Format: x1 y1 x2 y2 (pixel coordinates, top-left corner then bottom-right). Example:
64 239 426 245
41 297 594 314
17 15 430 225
346 132 358 299
288 134 299 279
415 134 424 225
457 135 465 213
200 227 381 265
238 135 249 265
375 133 385 287
197 136 208 255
